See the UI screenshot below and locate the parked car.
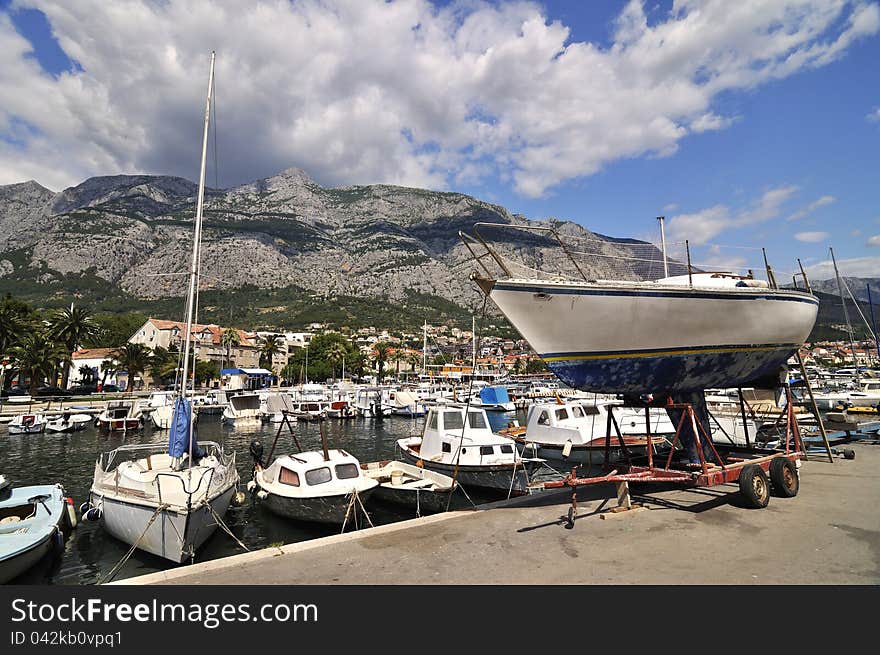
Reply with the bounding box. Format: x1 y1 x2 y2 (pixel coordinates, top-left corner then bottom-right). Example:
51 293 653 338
1 385 30 397
35 386 73 397
100 384 120 393
68 384 97 395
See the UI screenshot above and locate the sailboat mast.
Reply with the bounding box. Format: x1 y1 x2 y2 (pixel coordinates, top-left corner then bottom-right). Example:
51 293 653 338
830 247 859 384
180 51 215 398
657 216 669 278
869 284 880 364
422 320 427 374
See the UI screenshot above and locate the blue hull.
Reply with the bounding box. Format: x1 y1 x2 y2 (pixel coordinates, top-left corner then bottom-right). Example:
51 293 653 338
546 345 795 394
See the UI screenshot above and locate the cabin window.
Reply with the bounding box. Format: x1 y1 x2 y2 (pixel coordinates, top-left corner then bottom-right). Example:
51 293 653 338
480 446 495 456
537 411 550 425
335 464 359 480
445 412 464 430
555 408 569 421
581 405 600 416
427 411 438 430
305 467 332 486
571 406 584 418
500 445 513 454
441 442 452 453
467 411 487 429
278 468 300 487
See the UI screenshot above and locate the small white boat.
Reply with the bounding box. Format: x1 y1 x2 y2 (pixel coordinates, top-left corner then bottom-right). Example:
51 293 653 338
96 400 145 432
7 414 45 435
221 392 262 426
45 413 92 433
360 460 457 513
389 390 427 417
250 449 378 524
0 474 9 493
396 405 543 495
353 388 392 417
151 404 174 429
0 483 75 584
326 400 356 419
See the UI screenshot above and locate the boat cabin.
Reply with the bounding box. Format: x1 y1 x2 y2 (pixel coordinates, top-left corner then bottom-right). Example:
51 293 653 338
258 450 377 497
418 406 519 466
523 401 675 447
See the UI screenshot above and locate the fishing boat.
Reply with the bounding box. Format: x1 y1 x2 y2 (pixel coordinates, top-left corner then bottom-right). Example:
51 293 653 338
463 225 818 394
95 400 145 432
360 460 457 514
0 483 76 584
326 400 356 419
250 448 378 524
354 387 392 417
7 414 45 435
85 52 241 564
396 405 543 495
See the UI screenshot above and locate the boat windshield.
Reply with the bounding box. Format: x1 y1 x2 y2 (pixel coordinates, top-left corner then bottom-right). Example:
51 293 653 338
467 411 488 429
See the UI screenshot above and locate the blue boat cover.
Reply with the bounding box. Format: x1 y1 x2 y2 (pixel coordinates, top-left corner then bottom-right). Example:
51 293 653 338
479 386 510 405
167 398 205 460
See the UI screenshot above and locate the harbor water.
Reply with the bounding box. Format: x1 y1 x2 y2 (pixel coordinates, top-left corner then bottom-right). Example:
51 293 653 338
0 410 523 585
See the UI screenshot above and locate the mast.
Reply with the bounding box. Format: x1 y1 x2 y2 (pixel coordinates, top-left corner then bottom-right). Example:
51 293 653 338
657 216 669 278
179 51 215 402
869 285 880 364
472 315 477 377
422 320 427 374
830 247 859 384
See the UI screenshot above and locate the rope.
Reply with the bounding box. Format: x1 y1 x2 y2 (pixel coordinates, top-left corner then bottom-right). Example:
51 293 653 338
205 498 249 553
99 503 170 584
340 488 374 534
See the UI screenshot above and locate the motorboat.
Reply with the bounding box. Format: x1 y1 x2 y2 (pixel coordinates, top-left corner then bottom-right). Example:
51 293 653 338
389 389 427 417
7 414 45 435
96 400 145 432
289 401 328 422
360 460 457 514
85 53 241 565
353 387 392 417
0 483 76 584
396 405 543 495
221 391 262 426
326 400 356 419
195 389 227 415
250 448 378 524
812 379 880 410
475 385 515 411
45 413 92 433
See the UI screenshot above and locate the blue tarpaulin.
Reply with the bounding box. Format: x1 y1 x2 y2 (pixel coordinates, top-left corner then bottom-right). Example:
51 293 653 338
480 386 510 405
167 398 205 460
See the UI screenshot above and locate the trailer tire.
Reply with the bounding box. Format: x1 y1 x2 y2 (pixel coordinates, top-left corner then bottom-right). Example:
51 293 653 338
843 449 856 460
769 457 799 497
738 465 770 508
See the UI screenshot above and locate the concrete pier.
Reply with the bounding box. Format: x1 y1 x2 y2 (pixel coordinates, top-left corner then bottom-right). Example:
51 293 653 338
116 443 880 585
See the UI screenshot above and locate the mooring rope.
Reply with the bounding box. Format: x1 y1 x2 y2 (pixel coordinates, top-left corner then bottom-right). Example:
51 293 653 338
99 503 170 584
205 499 249 553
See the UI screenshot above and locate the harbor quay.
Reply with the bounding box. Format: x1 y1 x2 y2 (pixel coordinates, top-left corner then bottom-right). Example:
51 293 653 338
116 442 880 586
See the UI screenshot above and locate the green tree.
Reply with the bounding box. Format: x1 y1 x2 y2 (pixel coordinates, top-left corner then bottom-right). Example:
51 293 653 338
325 341 348 380
10 330 66 394
220 328 241 368
46 304 101 389
85 312 148 348
149 346 180 386
525 357 547 374
257 334 285 370
113 343 153 393
373 341 393 378
194 360 220 387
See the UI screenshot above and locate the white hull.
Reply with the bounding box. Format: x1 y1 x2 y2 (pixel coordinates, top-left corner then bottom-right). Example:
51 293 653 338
484 278 818 393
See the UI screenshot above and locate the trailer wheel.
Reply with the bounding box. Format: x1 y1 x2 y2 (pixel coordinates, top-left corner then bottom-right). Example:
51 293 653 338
769 457 799 498
843 449 856 460
738 465 770 508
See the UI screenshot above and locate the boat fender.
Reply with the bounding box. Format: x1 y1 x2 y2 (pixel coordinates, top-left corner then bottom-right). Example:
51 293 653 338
249 439 264 466
246 480 257 493
562 440 573 459
65 497 78 529
83 507 103 522
231 490 246 507
79 501 92 515
52 529 65 552
256 490 268 501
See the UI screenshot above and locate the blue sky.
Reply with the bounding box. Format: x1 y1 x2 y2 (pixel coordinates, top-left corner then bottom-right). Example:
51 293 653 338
1 0 879 281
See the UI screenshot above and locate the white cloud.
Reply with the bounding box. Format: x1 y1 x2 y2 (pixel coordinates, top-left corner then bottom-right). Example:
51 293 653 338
787 194 835 221
868 235 880 246
665 185 797 245
662 203 678 212
0 0 877 195
804 256 880 280
867 107 880 122
795 231 830 243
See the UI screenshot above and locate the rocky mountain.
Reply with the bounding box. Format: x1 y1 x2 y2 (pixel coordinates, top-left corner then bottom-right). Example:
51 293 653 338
0 168 681 327
802 277 880 305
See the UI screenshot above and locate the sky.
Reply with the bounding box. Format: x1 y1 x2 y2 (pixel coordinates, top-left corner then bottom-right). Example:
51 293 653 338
1 0 879 282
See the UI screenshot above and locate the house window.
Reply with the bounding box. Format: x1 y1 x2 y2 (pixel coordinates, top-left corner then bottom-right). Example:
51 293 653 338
305 467 332 485
335 464 359 480
278 468 299 486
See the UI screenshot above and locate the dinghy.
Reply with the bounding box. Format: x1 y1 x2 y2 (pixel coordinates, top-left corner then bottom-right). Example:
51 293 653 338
360 460 457 513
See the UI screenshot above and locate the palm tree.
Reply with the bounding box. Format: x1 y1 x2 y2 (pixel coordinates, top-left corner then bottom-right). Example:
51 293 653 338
257 334 285 370
10 331 66 394
220 328 241 369
407 352 422 375
46 304 101 389
77 364 95 385
325 342 348 380
113 343 153 393
373 342 393 379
